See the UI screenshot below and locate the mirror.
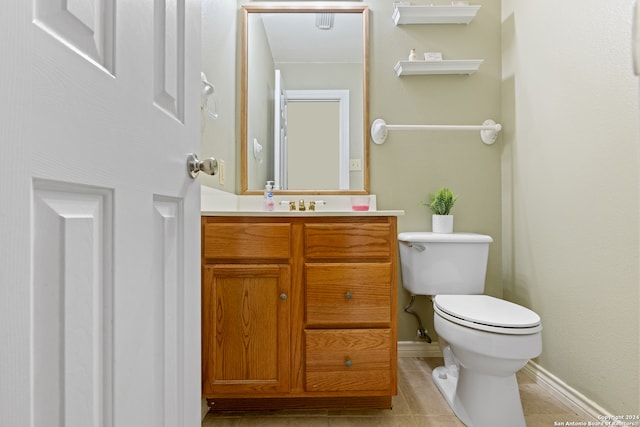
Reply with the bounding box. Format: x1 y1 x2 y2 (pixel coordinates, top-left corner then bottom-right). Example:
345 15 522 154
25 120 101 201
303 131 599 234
241 4 369 194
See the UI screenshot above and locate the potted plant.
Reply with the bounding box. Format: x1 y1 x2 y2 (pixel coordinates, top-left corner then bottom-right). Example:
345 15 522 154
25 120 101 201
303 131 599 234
423 187 457 233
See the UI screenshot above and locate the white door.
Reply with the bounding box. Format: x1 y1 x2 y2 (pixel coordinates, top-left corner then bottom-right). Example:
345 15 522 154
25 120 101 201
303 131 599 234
0 1 201 426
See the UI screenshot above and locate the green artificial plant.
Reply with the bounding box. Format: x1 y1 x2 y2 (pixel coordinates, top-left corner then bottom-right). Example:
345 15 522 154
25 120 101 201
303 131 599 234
425 187 458 215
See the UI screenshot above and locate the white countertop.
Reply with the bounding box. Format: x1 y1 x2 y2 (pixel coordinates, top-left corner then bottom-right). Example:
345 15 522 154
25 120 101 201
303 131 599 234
201 209 405 217
200 186 404 217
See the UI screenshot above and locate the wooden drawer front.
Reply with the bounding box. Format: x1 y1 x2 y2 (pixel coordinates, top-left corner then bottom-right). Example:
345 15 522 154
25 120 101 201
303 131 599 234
203 223 290 259
305 329 392 392
305 263 391 327
304 224 391 259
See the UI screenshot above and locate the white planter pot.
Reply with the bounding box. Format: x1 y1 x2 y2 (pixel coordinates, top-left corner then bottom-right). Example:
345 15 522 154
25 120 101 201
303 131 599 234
432 215 453 233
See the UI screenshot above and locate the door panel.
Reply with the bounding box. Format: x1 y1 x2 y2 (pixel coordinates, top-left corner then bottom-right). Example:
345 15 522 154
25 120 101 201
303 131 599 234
33 0 115 74
32 180 114 427
152 196 186 427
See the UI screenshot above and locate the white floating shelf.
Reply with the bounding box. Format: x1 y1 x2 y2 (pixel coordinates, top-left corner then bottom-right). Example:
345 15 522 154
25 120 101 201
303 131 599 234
392 5 481 25
394 59 483 76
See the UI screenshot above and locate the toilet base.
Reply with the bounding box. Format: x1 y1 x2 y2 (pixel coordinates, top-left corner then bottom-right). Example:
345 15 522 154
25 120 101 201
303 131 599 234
432 365 526 427
432 366 472 426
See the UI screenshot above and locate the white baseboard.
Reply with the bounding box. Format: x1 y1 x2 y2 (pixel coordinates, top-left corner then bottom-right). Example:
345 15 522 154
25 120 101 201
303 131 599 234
397 340 442 358
521 360 609 421
398 341 609 421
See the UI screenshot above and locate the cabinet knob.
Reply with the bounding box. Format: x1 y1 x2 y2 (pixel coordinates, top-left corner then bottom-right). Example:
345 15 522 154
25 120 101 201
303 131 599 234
280 293 287 301
345 359 352 368
345 292 353 300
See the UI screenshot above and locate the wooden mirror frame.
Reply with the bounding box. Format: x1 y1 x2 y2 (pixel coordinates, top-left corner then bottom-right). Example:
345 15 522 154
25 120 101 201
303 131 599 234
240 3 369 195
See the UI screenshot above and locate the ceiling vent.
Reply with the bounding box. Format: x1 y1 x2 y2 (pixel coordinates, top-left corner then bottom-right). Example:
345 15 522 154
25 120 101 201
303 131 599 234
315 13 334 30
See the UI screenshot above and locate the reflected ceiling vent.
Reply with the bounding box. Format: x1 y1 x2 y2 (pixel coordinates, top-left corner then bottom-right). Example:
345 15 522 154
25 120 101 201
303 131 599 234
315 13 334 30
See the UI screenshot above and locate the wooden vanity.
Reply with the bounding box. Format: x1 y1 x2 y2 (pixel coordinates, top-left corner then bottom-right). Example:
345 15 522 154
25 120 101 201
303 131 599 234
201 214 398 410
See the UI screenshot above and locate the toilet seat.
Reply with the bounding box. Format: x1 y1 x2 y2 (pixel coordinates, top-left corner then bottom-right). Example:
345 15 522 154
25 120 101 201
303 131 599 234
434 295 542 335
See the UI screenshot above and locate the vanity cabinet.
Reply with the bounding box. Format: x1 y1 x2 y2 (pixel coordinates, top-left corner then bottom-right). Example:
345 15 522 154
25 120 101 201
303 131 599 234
201 215 398 410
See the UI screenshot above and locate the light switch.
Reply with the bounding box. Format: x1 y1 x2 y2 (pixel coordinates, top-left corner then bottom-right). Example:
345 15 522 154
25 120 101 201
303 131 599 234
218 159 225 185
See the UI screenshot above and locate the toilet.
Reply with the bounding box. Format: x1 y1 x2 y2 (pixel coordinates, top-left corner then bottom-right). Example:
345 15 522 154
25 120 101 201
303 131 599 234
398 232 542 427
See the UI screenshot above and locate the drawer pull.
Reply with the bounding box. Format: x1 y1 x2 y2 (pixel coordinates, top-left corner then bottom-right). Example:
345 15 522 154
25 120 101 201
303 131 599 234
345 292 353 300
280 293 287 301
345 359 352 368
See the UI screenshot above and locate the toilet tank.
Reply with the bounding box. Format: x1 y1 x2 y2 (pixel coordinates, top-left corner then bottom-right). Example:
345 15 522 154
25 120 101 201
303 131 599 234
398 232 492 296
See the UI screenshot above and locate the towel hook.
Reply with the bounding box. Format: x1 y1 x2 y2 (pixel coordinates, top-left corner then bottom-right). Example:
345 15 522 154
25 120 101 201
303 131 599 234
201 72 218 120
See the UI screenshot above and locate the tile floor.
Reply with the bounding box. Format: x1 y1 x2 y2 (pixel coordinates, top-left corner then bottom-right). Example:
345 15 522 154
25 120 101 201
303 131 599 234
202 357 592 426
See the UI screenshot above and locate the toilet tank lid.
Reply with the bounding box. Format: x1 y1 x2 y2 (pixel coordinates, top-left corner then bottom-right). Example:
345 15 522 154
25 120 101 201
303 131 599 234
398 232 493 244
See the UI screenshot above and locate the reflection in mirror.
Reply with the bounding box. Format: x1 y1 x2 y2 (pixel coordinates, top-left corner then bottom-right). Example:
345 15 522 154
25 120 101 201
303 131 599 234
241 4 369 194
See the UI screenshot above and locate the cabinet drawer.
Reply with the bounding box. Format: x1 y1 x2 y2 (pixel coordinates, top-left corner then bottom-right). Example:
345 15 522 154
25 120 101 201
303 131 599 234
203 223 290 259
305 263 391 327
304 224 391 259
305 329 392 392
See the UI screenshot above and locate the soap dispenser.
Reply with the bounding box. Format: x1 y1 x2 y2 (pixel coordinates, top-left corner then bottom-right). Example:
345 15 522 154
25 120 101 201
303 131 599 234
264 181 275 211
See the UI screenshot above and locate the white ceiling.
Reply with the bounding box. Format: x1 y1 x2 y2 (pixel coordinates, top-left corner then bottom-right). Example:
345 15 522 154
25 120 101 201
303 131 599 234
259 12 364 63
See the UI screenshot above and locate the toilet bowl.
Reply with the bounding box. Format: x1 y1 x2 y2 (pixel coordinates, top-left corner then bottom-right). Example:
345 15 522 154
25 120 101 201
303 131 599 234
397 232 543 427
432 294 542 427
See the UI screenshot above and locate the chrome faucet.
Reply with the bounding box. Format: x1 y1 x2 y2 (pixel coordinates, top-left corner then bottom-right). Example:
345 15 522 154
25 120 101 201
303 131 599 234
279 199 326 211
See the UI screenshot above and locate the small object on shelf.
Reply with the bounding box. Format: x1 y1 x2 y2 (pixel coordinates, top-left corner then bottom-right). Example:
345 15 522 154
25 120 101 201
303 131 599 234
409 48 418 61
451 1 469 6
424 52 443 61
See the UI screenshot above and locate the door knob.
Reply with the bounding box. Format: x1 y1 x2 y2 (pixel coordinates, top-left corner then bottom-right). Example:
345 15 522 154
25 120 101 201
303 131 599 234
187 153 218 179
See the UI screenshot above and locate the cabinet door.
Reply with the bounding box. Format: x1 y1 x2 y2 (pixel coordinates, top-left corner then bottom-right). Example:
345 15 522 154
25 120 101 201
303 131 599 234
202 264 290 395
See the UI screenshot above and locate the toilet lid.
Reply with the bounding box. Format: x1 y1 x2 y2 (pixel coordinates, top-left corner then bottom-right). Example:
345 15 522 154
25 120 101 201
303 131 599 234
434 295 542 335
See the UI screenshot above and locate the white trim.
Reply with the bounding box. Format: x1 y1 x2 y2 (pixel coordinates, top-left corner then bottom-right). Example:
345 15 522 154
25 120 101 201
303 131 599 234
520 361 609 422
398 340 442 358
